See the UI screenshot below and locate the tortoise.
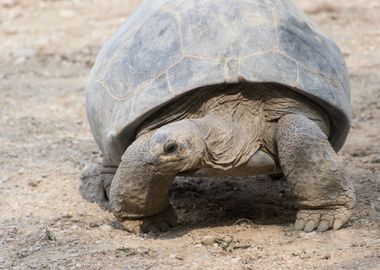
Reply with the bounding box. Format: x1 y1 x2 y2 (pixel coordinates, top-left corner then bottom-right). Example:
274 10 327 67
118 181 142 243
86 0 355 233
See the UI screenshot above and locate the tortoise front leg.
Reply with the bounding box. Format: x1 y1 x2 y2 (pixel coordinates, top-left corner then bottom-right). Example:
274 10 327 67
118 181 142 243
109 132 178 233
276 114 356 232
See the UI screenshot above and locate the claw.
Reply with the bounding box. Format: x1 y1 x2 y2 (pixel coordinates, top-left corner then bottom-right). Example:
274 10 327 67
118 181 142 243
294 219 305 230
125 222 136 233
333 219 344 230
118 206 179 234
317 220 330 232
304 220 316 232
295 207 352 233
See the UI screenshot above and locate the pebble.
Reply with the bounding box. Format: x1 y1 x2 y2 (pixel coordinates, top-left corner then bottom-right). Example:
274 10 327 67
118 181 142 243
319 253 331 260
11 47 36 59
231 257 241 263
371 239 380 245
28 180 39 187
169 254 177 259
224 236 233 243
59 9 76 18
201 235 215 245
100 224 112 232
62 212 73 219
1 0 16 8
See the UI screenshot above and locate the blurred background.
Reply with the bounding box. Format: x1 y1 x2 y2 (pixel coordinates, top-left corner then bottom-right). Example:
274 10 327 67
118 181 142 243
0 1 379 269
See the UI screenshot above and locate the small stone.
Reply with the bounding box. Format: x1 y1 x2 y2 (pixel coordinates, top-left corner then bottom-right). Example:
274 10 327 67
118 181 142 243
231 257 241 263
370 155 380 163
169 254 177 259
201 235 215 245
100 224 112 232
319 253 331 260
28 180 39 187
2 0 16 8
224 236 233 243
371 239 380 245
11 47 36 59
41 173 49 178
59 9 75 18
15 57 26 64
62 212 73 219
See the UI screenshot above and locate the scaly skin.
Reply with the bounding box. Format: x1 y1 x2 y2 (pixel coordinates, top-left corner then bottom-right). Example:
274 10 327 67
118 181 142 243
99 165 117 201
107 113 356 233
275 114 356 232
102 85 355 234
109 121 204 233
109 132 175 220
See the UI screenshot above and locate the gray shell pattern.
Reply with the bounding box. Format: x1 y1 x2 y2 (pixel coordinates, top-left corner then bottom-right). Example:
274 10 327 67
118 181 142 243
86 0 351 165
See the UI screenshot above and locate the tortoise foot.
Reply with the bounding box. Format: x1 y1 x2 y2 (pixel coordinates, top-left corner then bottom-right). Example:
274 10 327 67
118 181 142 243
294 207 352 233
118 206 179 234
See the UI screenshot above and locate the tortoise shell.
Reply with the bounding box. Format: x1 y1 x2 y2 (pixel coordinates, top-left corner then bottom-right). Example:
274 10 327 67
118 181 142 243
86 0 350 165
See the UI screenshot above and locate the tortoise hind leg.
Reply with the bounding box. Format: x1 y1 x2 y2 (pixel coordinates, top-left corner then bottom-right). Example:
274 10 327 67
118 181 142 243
275 114 356 232
99 163 117 201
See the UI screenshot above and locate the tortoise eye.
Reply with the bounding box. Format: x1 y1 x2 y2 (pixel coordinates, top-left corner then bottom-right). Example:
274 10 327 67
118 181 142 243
163 142 178 154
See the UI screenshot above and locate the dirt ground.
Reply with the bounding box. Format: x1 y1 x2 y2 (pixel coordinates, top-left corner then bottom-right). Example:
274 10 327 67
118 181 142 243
0 0 379 269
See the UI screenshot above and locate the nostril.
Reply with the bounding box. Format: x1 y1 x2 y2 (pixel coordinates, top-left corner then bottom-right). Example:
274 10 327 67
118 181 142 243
163 142 178 154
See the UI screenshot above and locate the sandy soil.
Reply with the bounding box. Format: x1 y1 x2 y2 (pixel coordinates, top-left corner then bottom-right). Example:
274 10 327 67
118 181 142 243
0 0 379 269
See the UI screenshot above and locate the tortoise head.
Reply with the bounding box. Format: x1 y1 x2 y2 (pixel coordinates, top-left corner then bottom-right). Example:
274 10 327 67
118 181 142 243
147 120 205 174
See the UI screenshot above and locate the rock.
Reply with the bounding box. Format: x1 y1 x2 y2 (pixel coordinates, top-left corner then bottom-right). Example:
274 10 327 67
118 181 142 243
62 212 73 219
369 155 380 163
59 9 76 18
1 0 17 8
319 253 331 260
10 47 36 59
100 224 112 232
201 235 215 245
371 239 380 246
28 180 39 187
169 254 177 259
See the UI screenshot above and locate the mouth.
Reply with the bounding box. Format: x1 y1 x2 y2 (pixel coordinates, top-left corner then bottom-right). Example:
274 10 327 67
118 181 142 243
159 156 187 165
149 155 190 173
